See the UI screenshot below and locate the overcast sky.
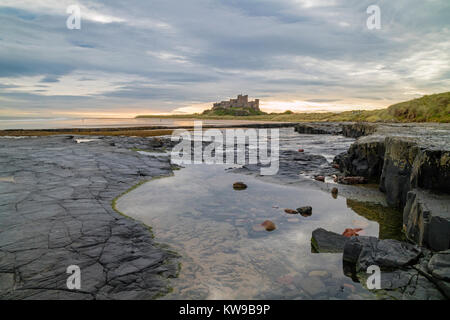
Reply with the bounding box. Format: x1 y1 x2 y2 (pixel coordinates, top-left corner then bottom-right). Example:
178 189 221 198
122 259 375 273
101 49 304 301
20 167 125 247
0 0 449 117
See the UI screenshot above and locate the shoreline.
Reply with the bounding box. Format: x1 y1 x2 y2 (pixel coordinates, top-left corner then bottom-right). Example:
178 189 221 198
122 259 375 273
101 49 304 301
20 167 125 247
0 121 298 137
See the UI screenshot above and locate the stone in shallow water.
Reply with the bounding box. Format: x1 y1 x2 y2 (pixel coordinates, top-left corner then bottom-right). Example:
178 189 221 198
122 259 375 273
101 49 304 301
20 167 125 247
297 206 312 217
284 209 298 215
232 182 247 190
311 228 349 253
261 220 276 232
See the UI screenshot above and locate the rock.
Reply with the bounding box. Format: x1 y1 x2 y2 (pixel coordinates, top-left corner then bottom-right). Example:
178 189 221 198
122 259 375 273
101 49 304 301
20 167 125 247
341 123 377 138
314 176 325 182
428 250 450 281
294 123 343 135
233 182 247 190
261 220 276 232
380 137 450 208
297 206 312 217
284 209 298 215
331 187 338 195
343 236 422 272
336 176 368 185
403 189 450 251
298 149 304 152
311 228 349 253
333 136 385 180
342 228 363 238
333 124 450 251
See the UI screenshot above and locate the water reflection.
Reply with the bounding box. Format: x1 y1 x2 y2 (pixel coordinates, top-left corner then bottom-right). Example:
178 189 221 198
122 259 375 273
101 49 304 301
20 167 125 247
117 164 381 299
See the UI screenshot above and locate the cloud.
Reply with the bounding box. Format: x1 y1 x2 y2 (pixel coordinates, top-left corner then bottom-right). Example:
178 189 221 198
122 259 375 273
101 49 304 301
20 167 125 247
0 0 449 116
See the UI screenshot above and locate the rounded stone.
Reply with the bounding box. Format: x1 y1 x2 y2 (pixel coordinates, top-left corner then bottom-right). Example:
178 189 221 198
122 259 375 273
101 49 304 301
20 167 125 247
297 206 312 217
261 220 276 232
233 182 247 190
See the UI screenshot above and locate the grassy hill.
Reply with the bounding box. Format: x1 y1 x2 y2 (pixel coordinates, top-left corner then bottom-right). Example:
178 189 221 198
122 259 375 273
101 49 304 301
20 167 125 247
378 92 450 122
137 92 450 123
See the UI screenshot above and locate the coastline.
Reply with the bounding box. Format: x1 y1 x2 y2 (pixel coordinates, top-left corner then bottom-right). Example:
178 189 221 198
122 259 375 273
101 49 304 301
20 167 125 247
1 121 449 299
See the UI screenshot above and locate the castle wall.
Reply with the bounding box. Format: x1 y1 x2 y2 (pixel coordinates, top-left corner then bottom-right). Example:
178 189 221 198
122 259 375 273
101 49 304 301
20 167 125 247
212 95 260 111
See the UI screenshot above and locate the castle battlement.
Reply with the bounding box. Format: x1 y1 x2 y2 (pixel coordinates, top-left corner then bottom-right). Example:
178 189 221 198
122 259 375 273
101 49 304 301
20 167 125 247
213 94 260 111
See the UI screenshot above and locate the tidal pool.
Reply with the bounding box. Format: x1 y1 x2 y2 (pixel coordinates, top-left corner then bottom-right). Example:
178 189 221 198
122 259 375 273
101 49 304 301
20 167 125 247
116 129 402 299
117 163 403 300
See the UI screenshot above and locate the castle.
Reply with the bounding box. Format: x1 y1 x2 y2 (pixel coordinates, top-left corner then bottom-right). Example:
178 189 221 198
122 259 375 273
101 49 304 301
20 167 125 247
213 94 260 111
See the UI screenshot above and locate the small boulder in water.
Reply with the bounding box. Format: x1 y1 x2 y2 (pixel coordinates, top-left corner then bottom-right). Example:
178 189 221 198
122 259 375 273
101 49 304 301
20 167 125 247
261 220 276 232
297 206 312 217
298 149 305 152
233 182 247 190
284 209 298 215
331 187 339 199
315 176 325 182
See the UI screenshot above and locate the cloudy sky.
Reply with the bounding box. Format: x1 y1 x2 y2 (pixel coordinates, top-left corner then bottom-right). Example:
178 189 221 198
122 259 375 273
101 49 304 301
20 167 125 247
0 0 449 117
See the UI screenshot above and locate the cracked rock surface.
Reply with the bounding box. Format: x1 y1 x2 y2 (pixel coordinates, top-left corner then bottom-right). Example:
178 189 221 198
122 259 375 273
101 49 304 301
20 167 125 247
0 135 179 299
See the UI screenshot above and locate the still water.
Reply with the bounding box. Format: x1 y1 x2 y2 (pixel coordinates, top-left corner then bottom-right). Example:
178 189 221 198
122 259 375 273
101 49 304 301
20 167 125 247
116 131 402 300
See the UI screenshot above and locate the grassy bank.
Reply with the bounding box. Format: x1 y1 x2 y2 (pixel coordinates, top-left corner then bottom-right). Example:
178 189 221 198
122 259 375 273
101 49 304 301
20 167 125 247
137 92 450 123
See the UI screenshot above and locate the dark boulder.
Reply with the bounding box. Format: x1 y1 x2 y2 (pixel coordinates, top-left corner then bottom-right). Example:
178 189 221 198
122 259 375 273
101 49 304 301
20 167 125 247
343 236 422 272
233 182 247 190
311 228 349 253
297 206 312 217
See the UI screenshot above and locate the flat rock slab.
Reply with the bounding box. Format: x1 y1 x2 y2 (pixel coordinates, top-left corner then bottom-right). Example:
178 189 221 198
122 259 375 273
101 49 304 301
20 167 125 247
0 135 179 300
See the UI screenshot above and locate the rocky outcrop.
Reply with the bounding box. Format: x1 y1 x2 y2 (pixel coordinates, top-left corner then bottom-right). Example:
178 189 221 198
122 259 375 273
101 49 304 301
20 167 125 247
294 123 343 135
342 236 449 299
333 136 385 180
331 123 450 251
341 123 377 138
311 227 449 299
403 190 450 252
